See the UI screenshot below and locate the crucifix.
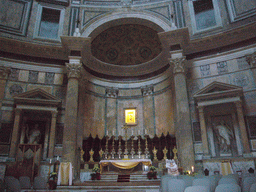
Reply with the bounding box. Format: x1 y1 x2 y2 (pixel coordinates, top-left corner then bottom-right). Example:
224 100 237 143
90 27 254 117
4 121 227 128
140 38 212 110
122 123 130 159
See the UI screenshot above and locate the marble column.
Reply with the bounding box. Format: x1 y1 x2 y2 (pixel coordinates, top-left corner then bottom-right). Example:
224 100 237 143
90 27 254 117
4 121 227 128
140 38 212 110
9 108 22 158
62 56 82 178
48 111 58 158
169 51 195 170
235 101 250 154
198 106 210 156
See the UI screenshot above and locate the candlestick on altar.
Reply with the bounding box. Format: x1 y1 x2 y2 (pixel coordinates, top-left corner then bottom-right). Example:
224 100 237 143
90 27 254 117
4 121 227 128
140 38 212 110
117 135 122 159
163 147 168 161
153 146 158 162
137 135 142 159
89 149 94 162
99 148 104 160
130 135 135 159
122 123 130 159
111 136 116 159
144 134 149 159
173 146 178 160
104 135 109 159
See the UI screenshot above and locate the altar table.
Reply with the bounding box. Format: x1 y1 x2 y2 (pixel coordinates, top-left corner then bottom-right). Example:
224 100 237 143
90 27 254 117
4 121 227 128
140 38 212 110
99 159 152 173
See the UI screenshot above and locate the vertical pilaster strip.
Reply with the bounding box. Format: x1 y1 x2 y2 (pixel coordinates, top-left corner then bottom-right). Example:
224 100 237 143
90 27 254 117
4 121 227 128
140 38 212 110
62 56 81 179
9 108 22 158
48 111 58 158
169 53 195 170
235 101 250 154
198 106 209 155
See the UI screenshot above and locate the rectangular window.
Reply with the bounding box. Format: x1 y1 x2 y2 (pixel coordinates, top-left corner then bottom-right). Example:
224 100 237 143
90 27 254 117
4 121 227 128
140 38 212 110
188 0 222 34
34 3 64 41
193 0 216 30
39 8 60 39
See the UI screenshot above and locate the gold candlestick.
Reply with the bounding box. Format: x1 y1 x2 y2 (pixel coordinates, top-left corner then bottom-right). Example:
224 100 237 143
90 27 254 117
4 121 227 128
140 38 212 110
163 146 168 161
99 148 104 160
173 146 178 160
153 146 158 162
80 148 85 162
89 149 94 162
144 135 149 159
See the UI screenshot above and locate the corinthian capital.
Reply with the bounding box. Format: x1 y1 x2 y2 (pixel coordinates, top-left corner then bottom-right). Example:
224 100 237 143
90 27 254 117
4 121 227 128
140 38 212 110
66 63 82 79
169 56 186 74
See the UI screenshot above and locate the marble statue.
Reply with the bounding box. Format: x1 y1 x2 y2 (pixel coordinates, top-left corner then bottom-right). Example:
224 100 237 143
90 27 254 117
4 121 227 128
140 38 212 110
214 121 234 153
166 159 179 176
26 124 41 144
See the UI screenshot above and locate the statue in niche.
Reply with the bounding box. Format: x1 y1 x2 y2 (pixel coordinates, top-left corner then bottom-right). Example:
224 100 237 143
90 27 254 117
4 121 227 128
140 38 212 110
214 121 234 154
25 124 41 144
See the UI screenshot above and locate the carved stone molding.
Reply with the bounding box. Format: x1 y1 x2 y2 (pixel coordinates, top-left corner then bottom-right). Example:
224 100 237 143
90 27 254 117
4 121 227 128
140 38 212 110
105 87 119 98
169 56 186 74
66 63 82 79
0 67 11 80
141 85 154 96
246 52 256 67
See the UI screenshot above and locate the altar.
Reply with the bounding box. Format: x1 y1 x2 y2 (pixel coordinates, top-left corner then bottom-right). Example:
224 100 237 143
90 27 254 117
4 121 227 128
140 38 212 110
99 159 152 173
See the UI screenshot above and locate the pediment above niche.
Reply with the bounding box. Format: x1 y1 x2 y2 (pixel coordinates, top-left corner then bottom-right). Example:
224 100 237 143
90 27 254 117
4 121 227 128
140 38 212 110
193 81 243 102
14 88 61 107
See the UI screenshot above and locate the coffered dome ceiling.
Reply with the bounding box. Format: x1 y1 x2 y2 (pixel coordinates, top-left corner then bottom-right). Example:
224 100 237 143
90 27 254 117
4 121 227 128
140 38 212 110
91 24 162 66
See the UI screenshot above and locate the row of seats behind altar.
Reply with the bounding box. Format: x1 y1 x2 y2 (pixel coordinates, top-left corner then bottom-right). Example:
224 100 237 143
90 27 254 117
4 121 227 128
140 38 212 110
4 176 48 191
160 173 256 192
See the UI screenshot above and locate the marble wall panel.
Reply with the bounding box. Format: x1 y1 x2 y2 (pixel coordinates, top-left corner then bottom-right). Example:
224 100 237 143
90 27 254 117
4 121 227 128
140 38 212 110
83 94 105 139
231 0 256 15
53 73 64 85
119 89 141 97
154 89 175 136
106 98 117 136
237 56 250 70
142 96 154 137
244 91 256 115
86 83 105 96
54 86 66 105
38 72 46 84
227 59 239 72
154 78 172 93
0 0 32 36
18 70 29 82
